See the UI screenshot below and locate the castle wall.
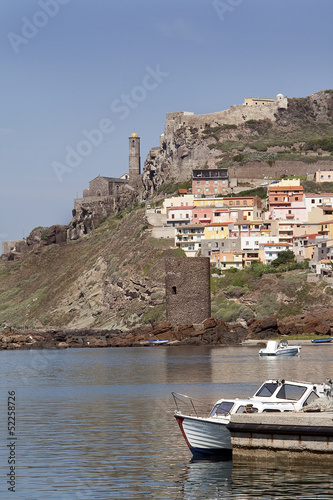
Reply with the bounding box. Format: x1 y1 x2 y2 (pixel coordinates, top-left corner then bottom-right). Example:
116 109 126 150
229 160 333 180
165 257 211 326
164 98 288 144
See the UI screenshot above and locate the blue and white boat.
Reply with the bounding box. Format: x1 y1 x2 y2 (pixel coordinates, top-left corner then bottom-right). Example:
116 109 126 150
173 379 333 458
259 340 301 356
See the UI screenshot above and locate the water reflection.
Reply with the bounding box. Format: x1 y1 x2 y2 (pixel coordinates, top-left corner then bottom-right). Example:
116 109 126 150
181 460 333 499
0 346 333 498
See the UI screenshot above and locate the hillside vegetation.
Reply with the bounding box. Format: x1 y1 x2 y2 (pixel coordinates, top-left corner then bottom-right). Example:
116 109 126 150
1 208 333 331
0 210 177 330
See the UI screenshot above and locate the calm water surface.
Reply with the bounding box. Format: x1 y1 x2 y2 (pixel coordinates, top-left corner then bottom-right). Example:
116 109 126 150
1 344 333 499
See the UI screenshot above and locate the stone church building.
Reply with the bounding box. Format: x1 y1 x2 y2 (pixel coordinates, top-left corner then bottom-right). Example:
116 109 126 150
82 131 141 198
67 131 142 240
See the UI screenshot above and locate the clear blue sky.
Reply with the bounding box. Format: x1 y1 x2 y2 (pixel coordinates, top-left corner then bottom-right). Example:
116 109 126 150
1 0 332 251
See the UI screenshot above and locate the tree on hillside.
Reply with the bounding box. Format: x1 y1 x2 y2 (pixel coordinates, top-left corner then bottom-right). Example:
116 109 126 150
271 250 296 268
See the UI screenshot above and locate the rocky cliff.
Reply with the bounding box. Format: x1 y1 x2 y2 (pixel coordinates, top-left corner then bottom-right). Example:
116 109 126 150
142 90 333 195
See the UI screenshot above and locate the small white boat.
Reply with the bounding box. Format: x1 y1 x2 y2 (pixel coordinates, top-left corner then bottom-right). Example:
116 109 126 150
147 339 169 345
173 379 333 458
259 340 301 356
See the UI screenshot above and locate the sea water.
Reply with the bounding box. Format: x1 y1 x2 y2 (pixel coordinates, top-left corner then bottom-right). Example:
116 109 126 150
0 344 333 499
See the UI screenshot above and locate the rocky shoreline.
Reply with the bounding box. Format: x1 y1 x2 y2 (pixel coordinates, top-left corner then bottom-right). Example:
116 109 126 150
1 312 332 350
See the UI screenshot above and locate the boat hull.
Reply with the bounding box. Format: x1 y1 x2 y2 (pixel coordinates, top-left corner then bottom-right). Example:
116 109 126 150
259 348 300 356
175 414 232 459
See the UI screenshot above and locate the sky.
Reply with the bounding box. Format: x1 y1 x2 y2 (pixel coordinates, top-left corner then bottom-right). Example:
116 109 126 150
1 0 332 252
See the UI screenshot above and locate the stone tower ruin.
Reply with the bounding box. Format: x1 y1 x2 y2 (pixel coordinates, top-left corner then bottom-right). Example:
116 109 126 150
129 131 141 187
165 257 211 326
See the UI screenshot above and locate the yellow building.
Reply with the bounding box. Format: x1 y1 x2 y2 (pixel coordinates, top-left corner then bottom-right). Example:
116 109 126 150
318 220 333 237
243 97 275 106
204 223 231 240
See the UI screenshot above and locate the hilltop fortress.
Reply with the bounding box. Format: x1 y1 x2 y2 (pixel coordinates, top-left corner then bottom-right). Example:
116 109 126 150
142 94 288 195
163 94 288 142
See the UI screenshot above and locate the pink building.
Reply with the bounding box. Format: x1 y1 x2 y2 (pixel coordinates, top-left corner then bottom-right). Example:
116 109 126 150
192 206 214 224
270 202 308 222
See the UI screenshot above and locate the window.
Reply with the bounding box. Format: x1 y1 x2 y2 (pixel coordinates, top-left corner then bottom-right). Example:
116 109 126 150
255 382 279 397
295 197 298 201
172 286 177 294
210 401 234 416
276 384 307 401
236 201 240 205
186 214 189 218
197 180 200 184
229 201 233 205
171 214 175 219
194 214 197 218
235 405 258 414
274 197 278 201
197 188 200 192
132 140 135 148
303 392 319 407
206 188 209 192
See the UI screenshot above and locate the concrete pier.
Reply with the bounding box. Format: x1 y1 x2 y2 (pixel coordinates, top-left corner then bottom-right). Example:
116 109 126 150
227 412 333 465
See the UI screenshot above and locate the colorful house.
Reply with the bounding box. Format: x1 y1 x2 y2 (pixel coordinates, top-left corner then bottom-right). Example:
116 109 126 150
258 242 293 265
192 169 229 197
175 224 205 256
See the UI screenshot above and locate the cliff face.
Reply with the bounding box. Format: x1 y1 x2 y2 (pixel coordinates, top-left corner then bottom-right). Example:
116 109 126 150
142 90 333 195
0 210 172 330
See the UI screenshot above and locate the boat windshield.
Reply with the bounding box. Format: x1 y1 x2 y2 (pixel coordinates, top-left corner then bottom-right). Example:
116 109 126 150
276 384 307 401
210 401 234 416
255 382 279 397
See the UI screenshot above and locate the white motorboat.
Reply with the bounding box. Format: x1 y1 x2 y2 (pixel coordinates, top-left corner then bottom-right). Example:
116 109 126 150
259 340 301 356
172 379 333 458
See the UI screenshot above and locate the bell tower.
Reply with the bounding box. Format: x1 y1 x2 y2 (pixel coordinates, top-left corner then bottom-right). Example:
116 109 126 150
129 131 141 187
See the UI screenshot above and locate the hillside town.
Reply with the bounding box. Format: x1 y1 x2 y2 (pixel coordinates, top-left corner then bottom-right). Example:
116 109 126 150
147 169 333 279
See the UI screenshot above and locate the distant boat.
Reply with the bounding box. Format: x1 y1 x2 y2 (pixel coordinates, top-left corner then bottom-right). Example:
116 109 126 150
311 338 333 344
147 339 169 345
259 340 301 356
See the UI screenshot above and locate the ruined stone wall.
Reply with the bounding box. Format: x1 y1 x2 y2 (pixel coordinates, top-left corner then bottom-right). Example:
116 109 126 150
165 257 211 326
164 99 287 143
229 160 333 180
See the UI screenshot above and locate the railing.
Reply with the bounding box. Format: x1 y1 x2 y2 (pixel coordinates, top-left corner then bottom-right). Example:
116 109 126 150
172 392 213 418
